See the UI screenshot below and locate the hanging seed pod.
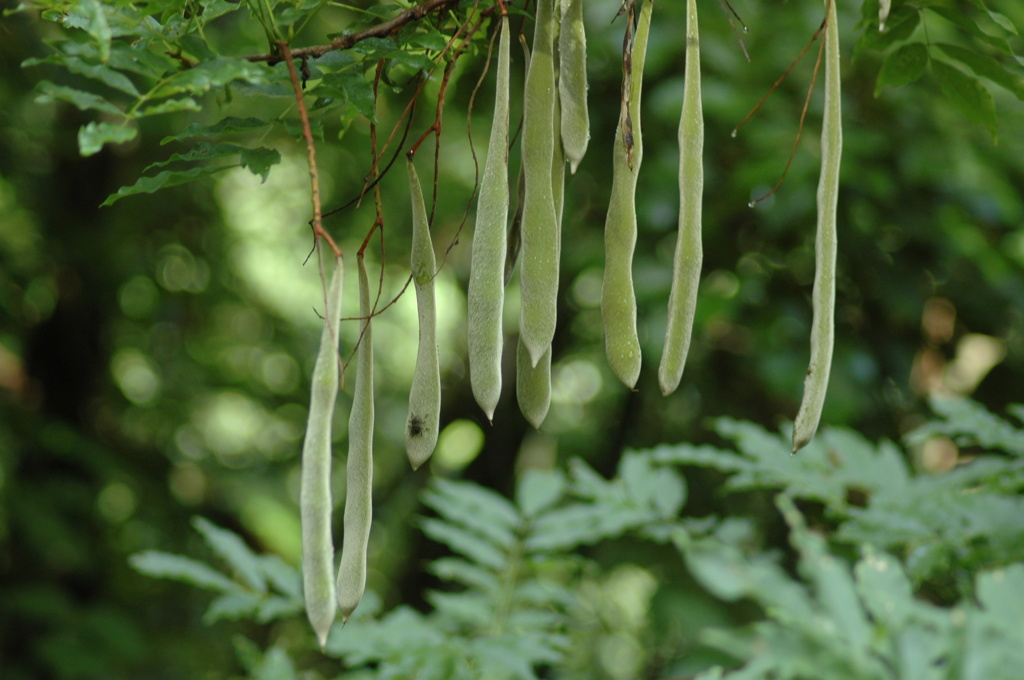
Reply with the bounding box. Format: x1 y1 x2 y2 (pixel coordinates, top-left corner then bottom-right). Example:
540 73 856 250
559 0 590 173
468 15 512 422
516 335 552 428
336 253 374 622
659 0 704 396
793 0 842 453
519 0 560 367
601 0 652 389
300 253 343 648
406 157 441 469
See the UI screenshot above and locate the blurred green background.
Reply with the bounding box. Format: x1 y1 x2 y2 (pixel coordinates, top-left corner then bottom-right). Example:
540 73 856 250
1 0 1023 677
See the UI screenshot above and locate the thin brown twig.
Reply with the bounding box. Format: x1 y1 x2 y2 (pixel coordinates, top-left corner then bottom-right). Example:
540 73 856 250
749 8 830 205
338 65 388 377
249 0 464 64
715 0 750 62
407 1 481 159
344 61 388 375
403 1 486 280
322 96 419 221
462 11 502 230
281 40 346 386
280 40 339 259
432 60 459 221
324 1 484 222
731 16 828 138
327 0 479 330
436 9 488 270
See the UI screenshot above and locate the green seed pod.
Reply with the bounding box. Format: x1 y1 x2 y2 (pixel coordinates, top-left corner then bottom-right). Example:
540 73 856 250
559 0 590 173
505 34 533 288
300 253 343 648
658 0 704 396
516 335 551 429
468 15 511 422
601 0 652 389
793 0 841 453
336 253 374 622
519 0 560 367
406 157 441 469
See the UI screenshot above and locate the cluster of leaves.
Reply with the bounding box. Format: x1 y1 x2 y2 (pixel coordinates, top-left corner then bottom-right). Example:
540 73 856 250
131 454 686 679
657 398 1024 679
859 0 1024 138
656 397 1024 592
21 0 272 153
15 0 469 204
131 398 1024 679
680 499 1024 680
21 0 1024 209
130 517 305 626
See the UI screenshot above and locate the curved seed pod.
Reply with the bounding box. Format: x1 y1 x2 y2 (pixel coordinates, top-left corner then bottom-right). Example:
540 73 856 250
300 253 343 648
336 254 374 622
519 0 560 367
559 0 590 173
659 0 704 396
406 157 441 469
516 335 551 429
793 0 841 453
601 0 653 389
468 15 511 422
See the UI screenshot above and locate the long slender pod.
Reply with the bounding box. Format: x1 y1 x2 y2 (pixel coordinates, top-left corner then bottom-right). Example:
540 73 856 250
601 0 653 389
300 253 343 648
519 0 560 366
468 15 511 422
552 7 565 237
793 0 841 453
516 335 552 428
336 254 374 622
559 0 590 173
505 36 533 288
658 0 704 396
406 157 441 469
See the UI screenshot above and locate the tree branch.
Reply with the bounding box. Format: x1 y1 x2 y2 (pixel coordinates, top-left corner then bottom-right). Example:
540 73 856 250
248 0 466 64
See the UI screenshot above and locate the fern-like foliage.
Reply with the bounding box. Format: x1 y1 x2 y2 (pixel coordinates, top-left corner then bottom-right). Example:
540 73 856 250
325 456 686 679
906 396 1024 456
679 496 1024 680
129 399 1024 679
130 517 304 626
650 403 1024 588
324 475 573 680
